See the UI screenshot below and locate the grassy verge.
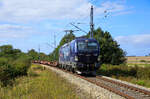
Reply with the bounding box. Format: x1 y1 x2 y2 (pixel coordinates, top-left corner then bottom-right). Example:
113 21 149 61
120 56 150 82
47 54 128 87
97 64 150 88
0 64 80 99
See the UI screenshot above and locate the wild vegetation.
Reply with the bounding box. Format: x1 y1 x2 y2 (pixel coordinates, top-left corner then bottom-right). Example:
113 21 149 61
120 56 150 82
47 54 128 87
27 49 50 61
0 64 81 99
97 64 150 88
0 45 31 86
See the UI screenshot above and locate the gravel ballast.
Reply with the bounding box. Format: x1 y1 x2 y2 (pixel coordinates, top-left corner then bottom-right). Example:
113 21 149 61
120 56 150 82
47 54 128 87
42 65 125 99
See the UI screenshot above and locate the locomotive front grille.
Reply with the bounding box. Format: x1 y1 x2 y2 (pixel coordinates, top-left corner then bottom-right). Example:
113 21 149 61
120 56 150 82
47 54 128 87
78 55 97 64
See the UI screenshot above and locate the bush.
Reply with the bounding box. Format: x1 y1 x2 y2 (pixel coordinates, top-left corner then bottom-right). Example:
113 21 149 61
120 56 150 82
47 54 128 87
12 56 31 76
0 64 15 86
136 80 145 86
97 64 150 88
0 45 32 86
98 64 150 80
0 56 31 86
136 67 150 80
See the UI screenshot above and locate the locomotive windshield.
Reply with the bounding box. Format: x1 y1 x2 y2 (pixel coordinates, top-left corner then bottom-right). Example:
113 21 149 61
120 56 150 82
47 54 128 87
77 41 98 51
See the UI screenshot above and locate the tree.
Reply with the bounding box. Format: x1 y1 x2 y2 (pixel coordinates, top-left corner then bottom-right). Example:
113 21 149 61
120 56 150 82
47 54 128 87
0 45 21 59
92 28 126 65
27 49 39 60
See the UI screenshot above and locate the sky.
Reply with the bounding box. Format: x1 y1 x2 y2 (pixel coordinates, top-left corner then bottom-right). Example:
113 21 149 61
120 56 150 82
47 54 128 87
0 0 150 56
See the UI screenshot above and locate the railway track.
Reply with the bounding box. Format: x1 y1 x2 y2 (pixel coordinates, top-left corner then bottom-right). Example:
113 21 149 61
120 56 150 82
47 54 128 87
95 76 150 99
33 60 150 99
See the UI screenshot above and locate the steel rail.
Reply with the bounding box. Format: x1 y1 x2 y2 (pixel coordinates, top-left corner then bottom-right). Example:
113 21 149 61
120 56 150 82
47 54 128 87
96 76 150 97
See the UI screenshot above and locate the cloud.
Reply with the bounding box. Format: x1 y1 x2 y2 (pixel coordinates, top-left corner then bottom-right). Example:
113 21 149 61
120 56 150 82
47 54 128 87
0 0 133 54
115 34 150 46
95 1 132 17
101 1 125 12
0 0 131 22
0 24 31 30
113 10 133 16
0 24 34 39
0 0 131 41
0 0 90 22
115 34 150 55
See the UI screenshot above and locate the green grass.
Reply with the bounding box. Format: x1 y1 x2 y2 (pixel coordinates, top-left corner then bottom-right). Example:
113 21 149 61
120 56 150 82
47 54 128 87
97 64 150 88
0 64 80 99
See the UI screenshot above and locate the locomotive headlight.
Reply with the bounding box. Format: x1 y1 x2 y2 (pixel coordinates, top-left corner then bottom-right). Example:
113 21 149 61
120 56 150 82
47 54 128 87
97 57 100 61
75 56 78 61
94 54 98 56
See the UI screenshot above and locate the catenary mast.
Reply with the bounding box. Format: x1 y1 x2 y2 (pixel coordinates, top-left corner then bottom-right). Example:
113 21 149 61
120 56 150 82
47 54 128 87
90 5 94 38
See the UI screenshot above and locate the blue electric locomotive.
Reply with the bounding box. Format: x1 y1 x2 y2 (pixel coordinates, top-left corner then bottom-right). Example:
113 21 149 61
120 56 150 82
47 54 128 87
59 37 100 75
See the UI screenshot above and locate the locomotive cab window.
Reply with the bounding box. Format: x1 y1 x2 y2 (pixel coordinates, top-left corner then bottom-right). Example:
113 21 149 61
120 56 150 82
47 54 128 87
77 41 98 51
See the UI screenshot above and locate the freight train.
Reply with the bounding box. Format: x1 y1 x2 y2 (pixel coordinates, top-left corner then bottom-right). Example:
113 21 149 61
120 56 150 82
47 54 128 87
59 37 100 75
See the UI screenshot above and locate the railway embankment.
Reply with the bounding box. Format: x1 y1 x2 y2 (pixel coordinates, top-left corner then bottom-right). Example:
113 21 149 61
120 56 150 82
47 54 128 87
0 64 81 99
42 64 125 99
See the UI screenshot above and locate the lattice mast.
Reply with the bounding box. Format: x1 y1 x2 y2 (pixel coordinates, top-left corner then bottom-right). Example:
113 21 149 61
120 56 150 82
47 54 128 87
90 5 94 38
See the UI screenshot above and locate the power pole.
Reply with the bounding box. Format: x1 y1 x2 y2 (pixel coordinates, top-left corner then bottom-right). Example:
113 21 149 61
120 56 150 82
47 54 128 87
46 33 58 61
54 32 56 60
54 33 56 49
38 44 40 60
64 30 79 43
90 5 94 38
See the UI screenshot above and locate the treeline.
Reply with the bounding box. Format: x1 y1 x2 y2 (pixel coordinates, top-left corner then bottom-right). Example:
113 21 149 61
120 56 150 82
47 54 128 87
27 49 50 61
49 27 126 65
